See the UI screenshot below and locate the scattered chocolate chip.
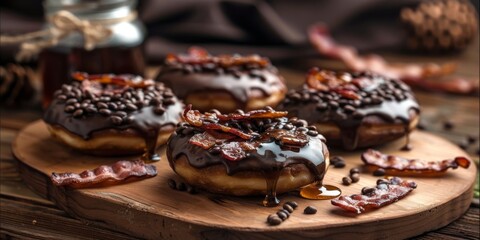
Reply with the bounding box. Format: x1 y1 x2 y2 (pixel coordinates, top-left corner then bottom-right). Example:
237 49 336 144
278 209 290 217
307 130 318 137
283 204 294 213
296 127 308 133
303 206 317 214
373 168 386 176
114 111 127 118
276 211 288 221
342 176 352 186
330 156 346 168
126 103 138 111
350 173 360 183
349 168 360 175
344 105 356 113
97 102 108 109
73 109 83 118
267 214 282 226
376 178 389 185
333 161 346 168
167 179 176 190
186 185 197 194
285 201 298 209
293 119 308 127
85 106 97 113
467 135 477 144
107 102 118 110
154 106 166 115
64 105 75 113
352 111 364 119
110 115 123 125
328 101 339 109
99 109 112 116
361 187 376 196
57 94 67 101
443 121 454 130
66 98 78 105
177 182 187 191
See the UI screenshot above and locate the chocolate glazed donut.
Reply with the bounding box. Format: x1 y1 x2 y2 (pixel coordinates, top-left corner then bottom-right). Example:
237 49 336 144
277 68 420 150
43 72 183 160
155 47 287 112
167 106 330 207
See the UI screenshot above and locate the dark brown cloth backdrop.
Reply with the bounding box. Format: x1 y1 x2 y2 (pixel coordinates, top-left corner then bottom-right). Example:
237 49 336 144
0 0 428 63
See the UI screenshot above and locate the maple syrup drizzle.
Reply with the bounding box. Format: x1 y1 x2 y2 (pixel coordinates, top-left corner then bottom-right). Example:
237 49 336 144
300 183 342 200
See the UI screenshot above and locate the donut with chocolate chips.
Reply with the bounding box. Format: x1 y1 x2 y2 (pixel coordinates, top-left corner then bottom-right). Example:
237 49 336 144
277 68 420 150
155 47 287 112
167 106 329 206
43 72 183 160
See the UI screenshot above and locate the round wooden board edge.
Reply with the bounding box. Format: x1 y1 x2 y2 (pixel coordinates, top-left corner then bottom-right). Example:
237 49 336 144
11 120 477 240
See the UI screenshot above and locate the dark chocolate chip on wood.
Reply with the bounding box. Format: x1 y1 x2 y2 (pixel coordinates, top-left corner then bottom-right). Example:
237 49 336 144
267 214 282 226
304 206 317 214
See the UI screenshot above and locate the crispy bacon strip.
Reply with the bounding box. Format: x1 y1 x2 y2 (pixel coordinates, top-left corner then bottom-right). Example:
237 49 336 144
308 24 478 95
189 132 218 149
51 160 157 188
183 106 253 140
182 105 287 140
166 46 270 67
331 177 417 214
361 149 470 176
72 72 154 88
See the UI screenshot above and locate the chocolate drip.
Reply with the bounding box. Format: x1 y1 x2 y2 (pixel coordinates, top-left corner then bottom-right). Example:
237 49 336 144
167 117 328 207
43 76 183 160
279 71 420 150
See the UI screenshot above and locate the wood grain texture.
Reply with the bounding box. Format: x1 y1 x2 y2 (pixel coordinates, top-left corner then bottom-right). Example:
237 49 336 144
11 120 477 240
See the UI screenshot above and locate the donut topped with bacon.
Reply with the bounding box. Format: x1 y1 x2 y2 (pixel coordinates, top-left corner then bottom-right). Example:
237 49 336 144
278 68 420 150
155 47 287 112
43 72 183 160
166 106 329 206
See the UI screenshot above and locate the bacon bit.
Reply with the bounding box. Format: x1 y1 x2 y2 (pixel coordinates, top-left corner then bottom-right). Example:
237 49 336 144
269 130 309 147
51 160 157 188
361 149 471 176
221 142 246 161
72 72 154 88
331 177 417 214
308 24 478 95
166 46 270 68
306 68 362 100
182 105 287 140
334 89 361 100
189 132 218 149
216 109 288 121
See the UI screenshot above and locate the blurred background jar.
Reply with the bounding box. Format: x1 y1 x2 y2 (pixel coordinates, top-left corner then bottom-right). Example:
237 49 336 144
40 0 146 108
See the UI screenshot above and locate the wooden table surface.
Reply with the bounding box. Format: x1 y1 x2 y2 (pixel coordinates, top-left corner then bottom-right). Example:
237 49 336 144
1 42 479 239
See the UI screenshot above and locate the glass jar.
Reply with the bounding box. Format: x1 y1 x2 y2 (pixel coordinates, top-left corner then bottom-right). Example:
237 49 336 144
39 0 146 108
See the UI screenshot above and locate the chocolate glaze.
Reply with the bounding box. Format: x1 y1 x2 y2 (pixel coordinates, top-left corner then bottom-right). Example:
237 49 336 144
43 74 183 160
155 48 286 110
167 115 328 207
278 70 420 150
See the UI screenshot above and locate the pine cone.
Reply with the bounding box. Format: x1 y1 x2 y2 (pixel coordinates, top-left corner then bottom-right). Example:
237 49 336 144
401 0 478 52
0 64 39 106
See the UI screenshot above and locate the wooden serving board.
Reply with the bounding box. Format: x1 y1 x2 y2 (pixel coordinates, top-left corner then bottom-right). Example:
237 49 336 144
12 120 476 240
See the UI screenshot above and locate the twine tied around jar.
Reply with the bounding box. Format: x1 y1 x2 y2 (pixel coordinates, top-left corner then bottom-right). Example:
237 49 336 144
0 10 137 61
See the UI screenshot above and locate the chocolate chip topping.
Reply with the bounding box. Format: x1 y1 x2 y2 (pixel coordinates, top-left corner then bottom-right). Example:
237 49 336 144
278 69 419 150
44 73 183 160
